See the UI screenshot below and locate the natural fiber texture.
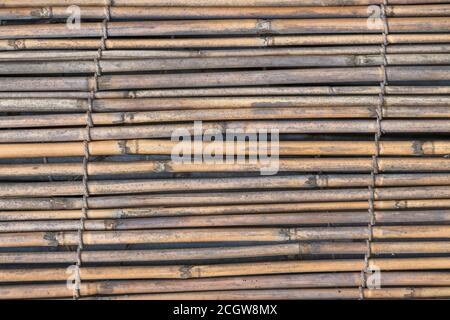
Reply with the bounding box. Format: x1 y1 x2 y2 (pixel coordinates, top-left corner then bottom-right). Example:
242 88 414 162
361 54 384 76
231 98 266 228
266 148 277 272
1 0 450 300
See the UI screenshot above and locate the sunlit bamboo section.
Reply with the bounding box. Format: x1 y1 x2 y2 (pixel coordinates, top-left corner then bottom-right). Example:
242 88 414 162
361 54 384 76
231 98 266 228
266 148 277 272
1 0 450 300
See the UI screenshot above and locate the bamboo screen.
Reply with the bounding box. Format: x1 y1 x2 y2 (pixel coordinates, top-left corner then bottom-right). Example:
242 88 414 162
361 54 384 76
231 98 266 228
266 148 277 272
0 0 450 300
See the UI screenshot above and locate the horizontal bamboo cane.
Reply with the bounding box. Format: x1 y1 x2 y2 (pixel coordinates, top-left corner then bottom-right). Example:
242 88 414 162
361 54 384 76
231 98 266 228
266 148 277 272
2 241 450 265
1 86 450 99
4 257 450 283
4 158 450 177
1 66 448 92
2 1 449 7
4 119 450 142
5 186 450 210
2 5 450 20
2 47 450 61
3 54 450 75
3 198 450 221
2 18 450 40
5 95 450 113
6 105 450 128
3 209 450 232
1 271 449 299
92 287 450 300
5 173 450 197
1 225 450 247
4 140 450 158
3 34 450 51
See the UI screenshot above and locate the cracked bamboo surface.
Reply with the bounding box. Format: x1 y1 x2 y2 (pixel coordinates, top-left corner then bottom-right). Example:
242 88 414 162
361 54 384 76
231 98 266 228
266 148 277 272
1 0 450 300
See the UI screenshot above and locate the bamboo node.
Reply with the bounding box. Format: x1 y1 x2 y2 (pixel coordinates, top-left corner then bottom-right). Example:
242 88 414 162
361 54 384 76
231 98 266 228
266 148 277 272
256 19 272 34
117 140 131 154
262 36 274 47
180 265 193 279
30 7 52 18
412 141 425 156
279 228 294 241
8 39 25 50
43 232 59 247
305 175 318 188
394 200 407 209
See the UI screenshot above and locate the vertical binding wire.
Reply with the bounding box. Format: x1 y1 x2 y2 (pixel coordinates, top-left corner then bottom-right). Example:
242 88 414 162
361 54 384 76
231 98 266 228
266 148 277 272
360 0 389 300
72 0 111 300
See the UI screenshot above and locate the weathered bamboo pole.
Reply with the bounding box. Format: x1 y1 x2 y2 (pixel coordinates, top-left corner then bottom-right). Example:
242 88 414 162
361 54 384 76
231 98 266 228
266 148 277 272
2 5 450 21
4 120 450 142
4 95 450 113
5 105 450 128
2 241 450 265
1 271 449 300
91 287 450 300
2 54 450 74
4 186 450 211
2 139 450 158
5 186 450 210
3 45 450 61
5 173 450 197
0 107 387 128
1 225 450 248
3 198 450 221
3 158 450 177
2 86 450 99
2 18 450 40
3 35 450 51
3 34 450 51
1 0 449 7
4 209 450 232
4 258 450 283
1 66 448 92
